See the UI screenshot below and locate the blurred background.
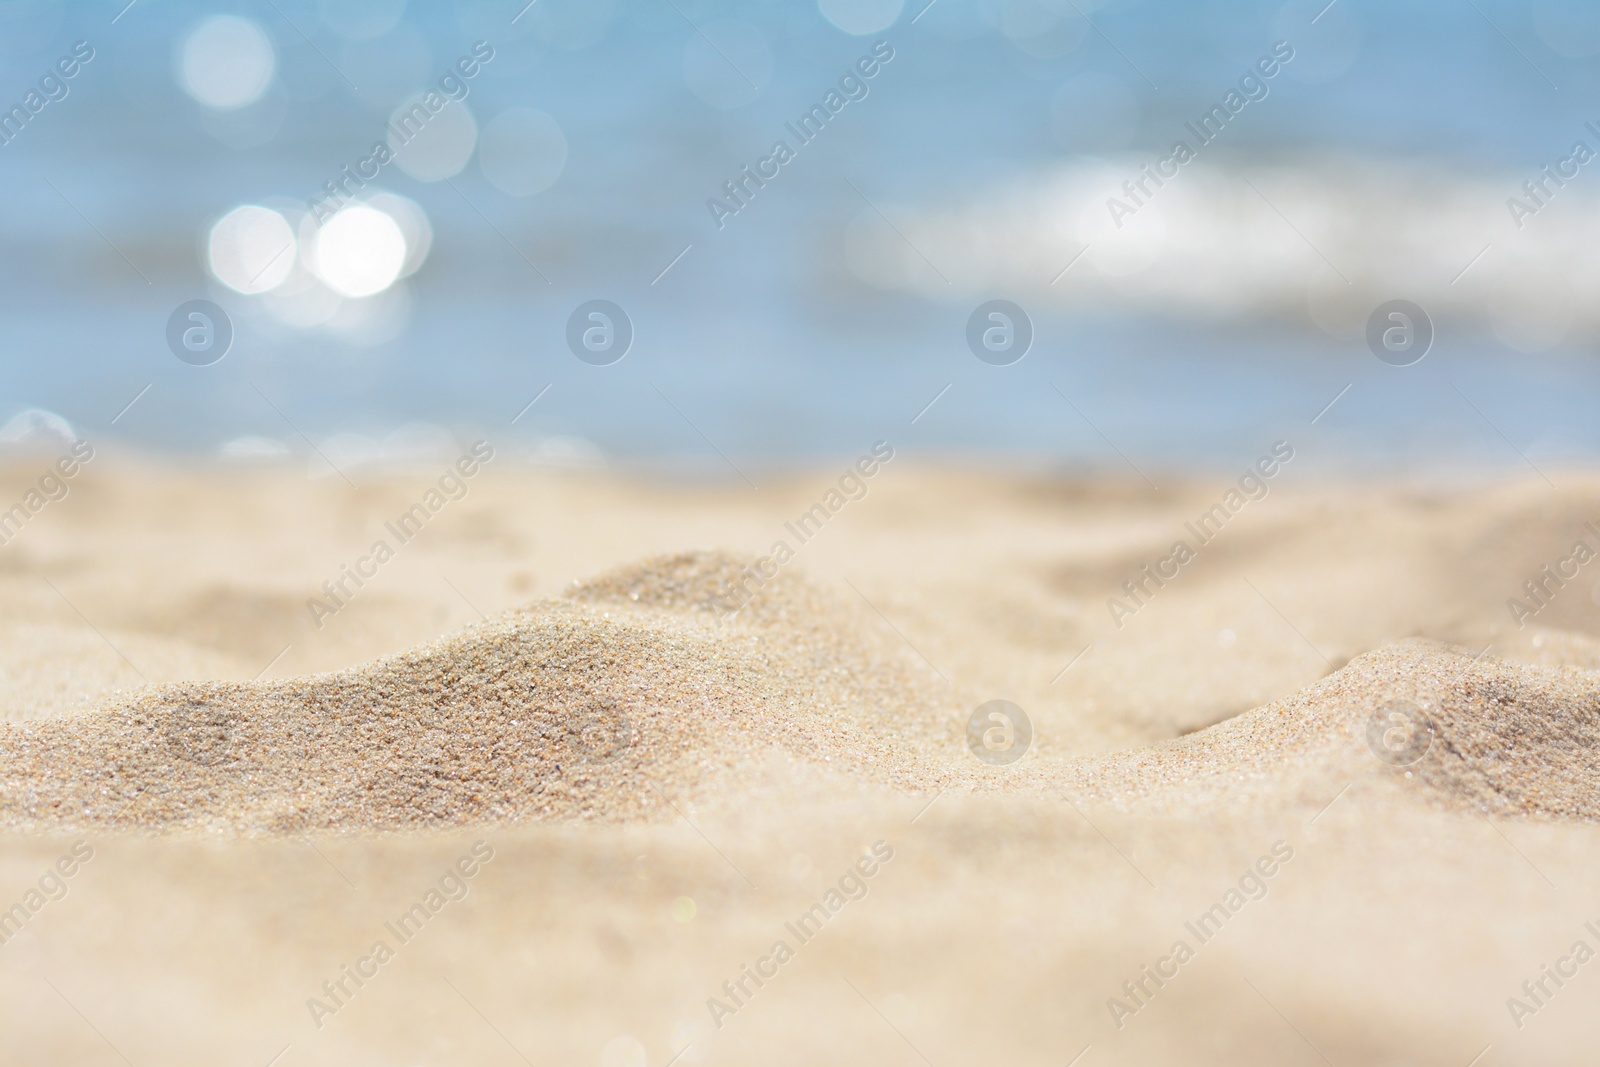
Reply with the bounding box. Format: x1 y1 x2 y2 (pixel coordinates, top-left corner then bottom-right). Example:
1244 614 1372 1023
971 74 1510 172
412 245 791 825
3 0 1600 475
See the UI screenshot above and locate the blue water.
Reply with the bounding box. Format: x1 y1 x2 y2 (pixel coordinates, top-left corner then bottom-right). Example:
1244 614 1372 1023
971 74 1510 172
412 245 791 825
2 0 1597 472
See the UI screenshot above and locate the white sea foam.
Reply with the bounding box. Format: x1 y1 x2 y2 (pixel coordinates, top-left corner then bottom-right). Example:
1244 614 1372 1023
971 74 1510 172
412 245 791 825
847 154 1600 350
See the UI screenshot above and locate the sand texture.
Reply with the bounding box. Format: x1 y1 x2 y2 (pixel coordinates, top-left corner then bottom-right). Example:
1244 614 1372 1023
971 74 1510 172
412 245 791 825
2 460 1600 1064
0 551 959 832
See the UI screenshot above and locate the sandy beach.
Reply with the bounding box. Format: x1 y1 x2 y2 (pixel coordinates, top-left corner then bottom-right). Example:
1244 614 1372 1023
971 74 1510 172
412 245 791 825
1 455 1598 1065
11 0 1600 1060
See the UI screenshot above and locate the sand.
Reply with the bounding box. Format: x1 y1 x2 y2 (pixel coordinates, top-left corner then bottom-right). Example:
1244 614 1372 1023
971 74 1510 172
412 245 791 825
3 458 1600 1064
0 551 960 832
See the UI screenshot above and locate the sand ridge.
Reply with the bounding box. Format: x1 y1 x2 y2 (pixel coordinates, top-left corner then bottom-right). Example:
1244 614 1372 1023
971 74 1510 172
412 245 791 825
2 550 1599 835
1062 639 1600 821
0 551 962 833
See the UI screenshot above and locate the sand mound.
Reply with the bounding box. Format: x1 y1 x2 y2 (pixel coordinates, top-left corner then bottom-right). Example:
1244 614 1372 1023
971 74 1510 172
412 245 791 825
5 549 1599 835
0 551 959 833
1071 639 1600 820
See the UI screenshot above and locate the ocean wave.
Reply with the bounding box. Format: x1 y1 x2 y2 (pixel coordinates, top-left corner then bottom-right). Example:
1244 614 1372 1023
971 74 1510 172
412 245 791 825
843 154 1600 350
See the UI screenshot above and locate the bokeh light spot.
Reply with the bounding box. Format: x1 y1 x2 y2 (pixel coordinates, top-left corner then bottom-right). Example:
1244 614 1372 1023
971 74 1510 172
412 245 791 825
817 0 904 35
179 16 276 110
208 205 297 294
479 108 568 195
389 95 479 182
308 205 408 298
364 192 434 276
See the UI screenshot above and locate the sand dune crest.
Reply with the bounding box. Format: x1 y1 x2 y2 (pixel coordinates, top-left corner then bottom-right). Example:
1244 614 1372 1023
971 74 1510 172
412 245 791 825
5 552 1600 834
0 552 957 833
1074 640 1600 821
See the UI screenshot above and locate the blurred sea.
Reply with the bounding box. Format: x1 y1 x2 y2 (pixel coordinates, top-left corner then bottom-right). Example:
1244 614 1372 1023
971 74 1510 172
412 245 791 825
3 0 1600 477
